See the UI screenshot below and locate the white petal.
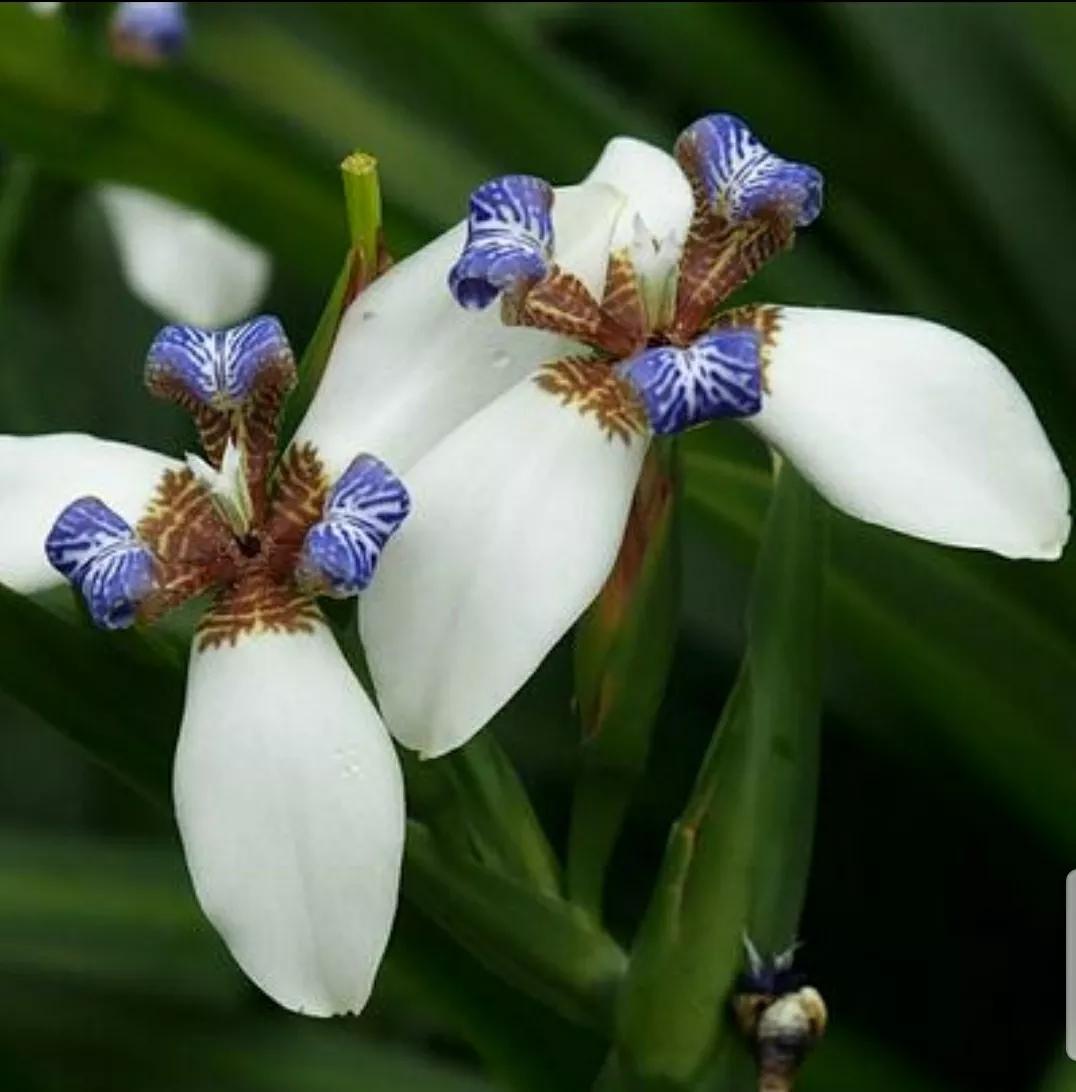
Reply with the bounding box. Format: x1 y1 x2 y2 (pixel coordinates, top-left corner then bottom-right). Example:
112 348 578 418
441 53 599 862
583 136 694 250
0 433 178 594
292 183 623 481
751 307 1070 559
97 184 271 328
360 377 648 757
174 624 404 1017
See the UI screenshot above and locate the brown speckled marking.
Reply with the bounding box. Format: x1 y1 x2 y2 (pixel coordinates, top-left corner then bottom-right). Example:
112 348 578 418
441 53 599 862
137 468 236 619
197 568 322 651
266 442 329 549
194 442 329 649
596 250 648 355
670 136 794 344
505 266 605 345
135 441 332 646
534 357 647 444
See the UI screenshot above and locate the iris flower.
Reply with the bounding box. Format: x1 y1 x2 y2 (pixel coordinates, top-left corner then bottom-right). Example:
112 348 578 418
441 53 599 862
0 318 410 1015
309 113 1068 759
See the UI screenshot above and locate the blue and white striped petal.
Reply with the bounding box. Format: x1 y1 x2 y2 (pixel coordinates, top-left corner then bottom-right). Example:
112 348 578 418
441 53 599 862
296 455 411 598
110 2 188 62
146 316 293 409
45 497 157 629
677 114 823 228
620 328 762 435
448 175 554 310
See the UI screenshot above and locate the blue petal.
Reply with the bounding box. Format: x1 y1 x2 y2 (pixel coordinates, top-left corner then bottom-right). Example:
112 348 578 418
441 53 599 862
620 328 762 435
45 498 157 630
448 175 554 310
111 2 188 59
297 455 411 598
677 114 823 228
145 315 292 408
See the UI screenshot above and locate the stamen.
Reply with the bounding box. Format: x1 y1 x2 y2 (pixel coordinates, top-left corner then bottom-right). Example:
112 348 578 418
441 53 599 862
295 455 410 598
533 357 648 444
109 2 188 66
45 497 157 630
628 216 681 330
620 327 762 436
449 175 554 310
185 439 254 537
675 114 823 228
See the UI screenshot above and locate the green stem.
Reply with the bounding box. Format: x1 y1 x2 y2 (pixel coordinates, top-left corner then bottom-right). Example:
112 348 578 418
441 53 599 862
434 732 562 897
281 149 383 443
614 464 828 1088
340 150 381 274
404 821 625 1033
567 442 681 920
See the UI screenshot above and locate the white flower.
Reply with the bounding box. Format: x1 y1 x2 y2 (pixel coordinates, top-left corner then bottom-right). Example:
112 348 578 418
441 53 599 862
97 185 272 328
29 1 270 325
0 317 410 1016
306 112 1069 760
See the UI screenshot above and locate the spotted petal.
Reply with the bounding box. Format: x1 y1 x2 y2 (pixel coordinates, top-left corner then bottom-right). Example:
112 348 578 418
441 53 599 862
449 175 554 310
174 624 404 1016
751 307 1070 559
45 498 157 629
0 433 179 595
97 185 270 327
676 114 822 227
621 328 762 435
297 455 411 598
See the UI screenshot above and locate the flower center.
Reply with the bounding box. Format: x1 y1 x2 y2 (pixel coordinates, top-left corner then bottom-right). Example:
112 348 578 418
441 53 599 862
137 438 330 648
46 316 410 640
447 113 822 440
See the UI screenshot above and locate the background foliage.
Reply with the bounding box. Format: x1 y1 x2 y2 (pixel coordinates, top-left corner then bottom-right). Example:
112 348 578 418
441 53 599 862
0 3 1073 1091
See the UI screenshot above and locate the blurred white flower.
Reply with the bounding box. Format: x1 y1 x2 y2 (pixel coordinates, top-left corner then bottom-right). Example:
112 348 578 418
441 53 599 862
97 185 272 328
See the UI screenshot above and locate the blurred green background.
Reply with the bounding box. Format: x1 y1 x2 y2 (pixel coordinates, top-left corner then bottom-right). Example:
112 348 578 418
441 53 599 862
0 3 1074 1090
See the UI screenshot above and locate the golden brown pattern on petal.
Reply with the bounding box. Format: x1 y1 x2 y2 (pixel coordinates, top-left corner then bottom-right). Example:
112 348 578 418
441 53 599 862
265 442 329 557
196 565 321 651
670 209 792 344
504 267 606 347
193 442 330 646
596 249 648 355
533 356 647 444
239 356 297 520
145 372 232 467
138 468 231 564
670 136 794 342
137 467 238 620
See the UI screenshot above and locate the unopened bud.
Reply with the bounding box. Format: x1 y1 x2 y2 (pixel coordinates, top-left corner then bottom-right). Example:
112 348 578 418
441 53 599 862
734 937 827 1092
